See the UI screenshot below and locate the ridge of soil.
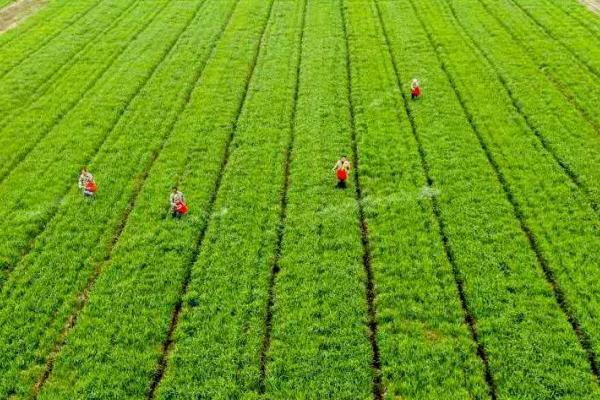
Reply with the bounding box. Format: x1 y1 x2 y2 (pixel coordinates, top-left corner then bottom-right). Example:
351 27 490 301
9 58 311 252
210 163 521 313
0 0 47 33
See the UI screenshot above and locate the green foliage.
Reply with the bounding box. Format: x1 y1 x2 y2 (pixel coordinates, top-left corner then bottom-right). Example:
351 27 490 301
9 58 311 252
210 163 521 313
380 0 600 397
0 0 174 276
264 1 373 398
0 0 141 122
345 0 488 397
38 0 280 397
0 0 599 398
0 0 103 76
0 0 235 396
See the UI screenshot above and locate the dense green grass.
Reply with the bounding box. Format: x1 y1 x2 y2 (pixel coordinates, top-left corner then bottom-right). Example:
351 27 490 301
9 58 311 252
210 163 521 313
0 0 140 119
0 0 103 75
0 0 599 398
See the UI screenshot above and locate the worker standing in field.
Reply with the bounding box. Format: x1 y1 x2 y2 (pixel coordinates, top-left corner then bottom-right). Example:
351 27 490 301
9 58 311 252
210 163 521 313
333 156 351 188
78 167 97 197
170 186 188 218
411 78 421 100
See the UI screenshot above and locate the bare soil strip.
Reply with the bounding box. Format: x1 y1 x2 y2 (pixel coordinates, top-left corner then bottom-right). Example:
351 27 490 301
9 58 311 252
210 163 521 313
146 1 276 397
341 3 383 399
374 1 498 398
0 0 46 33
258 0 307 392
581 0 600 14
30 1 216 395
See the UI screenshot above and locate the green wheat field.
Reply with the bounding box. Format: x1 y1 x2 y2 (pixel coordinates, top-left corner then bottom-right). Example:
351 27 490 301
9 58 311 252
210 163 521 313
0 0 599 398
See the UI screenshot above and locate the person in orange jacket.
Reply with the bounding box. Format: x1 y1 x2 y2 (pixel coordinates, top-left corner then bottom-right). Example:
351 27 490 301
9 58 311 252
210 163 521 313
78 167 97 197
411 78 421 100
333 156 351 188
170 186 188 218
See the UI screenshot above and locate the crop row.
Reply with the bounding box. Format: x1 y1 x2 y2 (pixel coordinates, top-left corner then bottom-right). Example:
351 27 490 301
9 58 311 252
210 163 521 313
31 0 278 397
0 0 82 53
0 0 151 182
469 0 600 131
0 0 171 282
538 0 600 42
438 0 600 214
341 1 383 397
345 0 492 397
0 0 140 133
0 0 141 124
376 0 600 398
264 0 373 398
0 0 239 396
0 0 102 79
507 0 600 78
412 0 600 383
153 1 306 397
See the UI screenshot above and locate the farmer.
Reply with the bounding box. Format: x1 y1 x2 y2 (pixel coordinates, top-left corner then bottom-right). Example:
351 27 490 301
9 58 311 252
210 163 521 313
78 167 97 197
333 156 351 188
170 186 188 218
411 78 421 100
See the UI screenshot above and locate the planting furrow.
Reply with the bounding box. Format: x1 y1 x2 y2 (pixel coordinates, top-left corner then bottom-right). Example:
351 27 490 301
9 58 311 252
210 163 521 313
147 2 326 398
0 0 173 285
438 0 600 214
506 0 600 78
30 0 279 397
408 0 600 391
0 0 103 80
470 0 600 131
149 0 277 396
0 0 141 130
340 2 383 399
30 1 238 396
265 0 373 397
377 0 600 397
258 0 307 392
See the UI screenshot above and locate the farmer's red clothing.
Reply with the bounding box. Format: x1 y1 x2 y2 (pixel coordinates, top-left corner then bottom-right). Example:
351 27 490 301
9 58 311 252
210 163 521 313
333 159 351 182
411 79 421 99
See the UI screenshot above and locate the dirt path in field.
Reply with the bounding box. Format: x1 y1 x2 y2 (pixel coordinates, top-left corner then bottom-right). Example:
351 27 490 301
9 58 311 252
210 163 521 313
0 0 47 33
581 0 600 14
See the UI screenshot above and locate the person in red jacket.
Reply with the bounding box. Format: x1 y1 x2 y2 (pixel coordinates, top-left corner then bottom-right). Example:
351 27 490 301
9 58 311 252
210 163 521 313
78 167 97 197
333 156 351 188
170 186 188 218
411 78 421 100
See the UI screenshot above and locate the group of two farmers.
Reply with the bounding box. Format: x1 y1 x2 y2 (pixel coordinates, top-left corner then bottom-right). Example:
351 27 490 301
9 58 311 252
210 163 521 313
78 79 422 218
